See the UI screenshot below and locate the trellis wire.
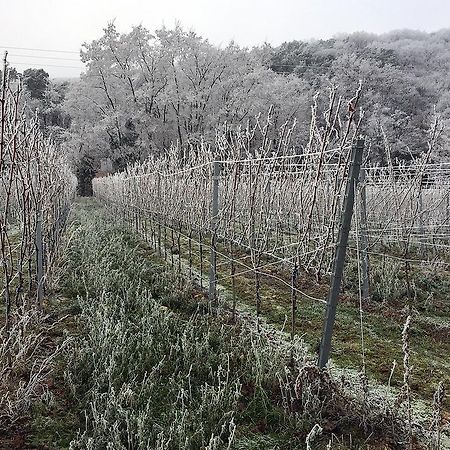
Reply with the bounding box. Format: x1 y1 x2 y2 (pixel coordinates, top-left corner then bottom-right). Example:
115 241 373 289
93 92 448 372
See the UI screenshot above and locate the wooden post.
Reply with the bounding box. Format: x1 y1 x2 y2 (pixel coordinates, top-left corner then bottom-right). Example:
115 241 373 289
318 138 364 369
208 161 220 310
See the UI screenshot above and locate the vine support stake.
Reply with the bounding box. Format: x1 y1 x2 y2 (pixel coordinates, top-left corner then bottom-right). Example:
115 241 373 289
209 161 220 311
318 138 364 369
359 167 370 301
35 203 45 309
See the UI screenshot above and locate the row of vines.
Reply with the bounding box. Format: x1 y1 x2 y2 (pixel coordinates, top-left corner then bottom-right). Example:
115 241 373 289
94 89 449 326
0 53 76 426
0 54 76 328
92 88 450 446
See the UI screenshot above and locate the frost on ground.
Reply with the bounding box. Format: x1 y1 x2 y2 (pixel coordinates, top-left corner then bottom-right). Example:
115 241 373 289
36 199 445 450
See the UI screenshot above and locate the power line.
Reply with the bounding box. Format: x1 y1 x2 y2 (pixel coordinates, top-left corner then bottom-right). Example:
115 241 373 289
8 61 84 70
0 45 80 54
9 53 83 62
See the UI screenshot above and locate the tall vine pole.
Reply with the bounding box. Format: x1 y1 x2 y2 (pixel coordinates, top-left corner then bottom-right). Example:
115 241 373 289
208 161 220 311
359 167 370 300
318 138 365 369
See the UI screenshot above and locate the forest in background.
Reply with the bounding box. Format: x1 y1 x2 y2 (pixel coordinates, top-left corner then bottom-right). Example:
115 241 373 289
4 25 450 188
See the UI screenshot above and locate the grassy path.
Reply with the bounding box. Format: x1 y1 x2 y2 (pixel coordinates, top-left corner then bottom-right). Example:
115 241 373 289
120 210 450 410
18 198 448 449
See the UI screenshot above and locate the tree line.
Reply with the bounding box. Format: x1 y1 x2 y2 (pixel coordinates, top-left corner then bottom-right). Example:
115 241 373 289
5 25 450 190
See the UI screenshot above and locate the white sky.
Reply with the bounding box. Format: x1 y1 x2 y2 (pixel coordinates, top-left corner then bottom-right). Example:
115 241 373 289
0 0 449 78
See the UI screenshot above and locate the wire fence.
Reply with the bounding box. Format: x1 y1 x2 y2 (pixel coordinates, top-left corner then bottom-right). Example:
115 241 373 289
95 153 450 282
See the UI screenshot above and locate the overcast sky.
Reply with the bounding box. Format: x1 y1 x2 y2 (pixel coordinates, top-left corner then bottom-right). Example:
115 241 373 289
1 0 449 78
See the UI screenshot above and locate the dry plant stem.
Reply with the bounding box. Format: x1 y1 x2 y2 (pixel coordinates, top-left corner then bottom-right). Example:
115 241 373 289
290 262 298 364
431 381 445 450
401 315 412 450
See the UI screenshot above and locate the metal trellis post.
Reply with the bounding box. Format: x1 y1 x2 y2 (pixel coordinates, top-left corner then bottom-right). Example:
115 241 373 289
318 138 364 369
209 161 220 310
35 204 44 309
359 167 370 301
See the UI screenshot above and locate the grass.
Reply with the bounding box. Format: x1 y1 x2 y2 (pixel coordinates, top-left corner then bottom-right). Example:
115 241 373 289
127 213 450 411
0 198 443 448
26 197 425 449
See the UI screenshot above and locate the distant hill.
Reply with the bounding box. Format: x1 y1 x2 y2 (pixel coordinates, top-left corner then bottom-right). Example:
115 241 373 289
269 29 450 161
